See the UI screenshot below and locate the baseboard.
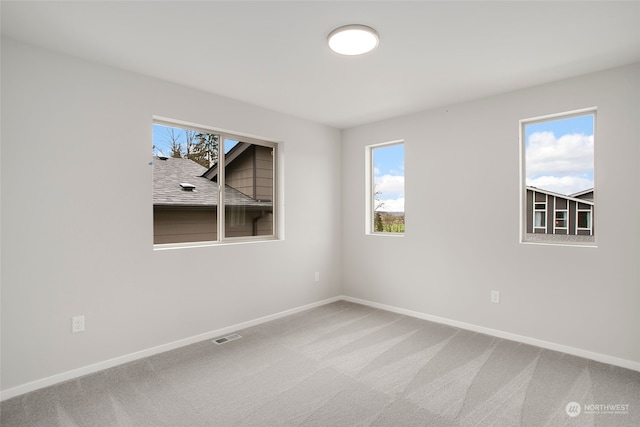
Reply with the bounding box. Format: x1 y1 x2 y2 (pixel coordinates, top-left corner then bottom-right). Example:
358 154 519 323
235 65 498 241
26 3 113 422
341 295 640 372
0 296 342 401
4 293 637 401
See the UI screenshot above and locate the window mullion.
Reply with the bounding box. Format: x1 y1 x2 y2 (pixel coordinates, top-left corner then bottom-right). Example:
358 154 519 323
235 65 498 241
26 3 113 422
218 133 227 242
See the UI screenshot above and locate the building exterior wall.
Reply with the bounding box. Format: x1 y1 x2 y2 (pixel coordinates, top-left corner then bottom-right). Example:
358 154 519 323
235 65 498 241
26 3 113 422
526 190 534 233
224 207 273 237
153 207 217 244
525 188 594 236
254 146 274 201
225 145 273 201
154 206 273 243
225 148 255 197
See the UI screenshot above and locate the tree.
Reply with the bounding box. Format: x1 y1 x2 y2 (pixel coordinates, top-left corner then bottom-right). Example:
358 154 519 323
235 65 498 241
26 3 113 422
184 129 197 158
374 188 385 232
188 132 219 168
164 127 183 158
374 211 384 232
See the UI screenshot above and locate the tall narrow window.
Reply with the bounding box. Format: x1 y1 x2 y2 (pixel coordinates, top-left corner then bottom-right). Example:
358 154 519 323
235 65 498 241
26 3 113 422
152 120 277 246
521 109 595 245
368 141 404 234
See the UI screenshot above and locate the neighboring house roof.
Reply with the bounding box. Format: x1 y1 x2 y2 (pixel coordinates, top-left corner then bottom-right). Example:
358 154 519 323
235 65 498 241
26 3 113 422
201 141 251 181
526 186 594 206
152 156 271 208
569 188 594 200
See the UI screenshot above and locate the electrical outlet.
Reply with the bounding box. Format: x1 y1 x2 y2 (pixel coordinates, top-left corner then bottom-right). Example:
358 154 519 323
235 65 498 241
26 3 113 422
314 272 320 282
72 315 85 333
491 290 500 304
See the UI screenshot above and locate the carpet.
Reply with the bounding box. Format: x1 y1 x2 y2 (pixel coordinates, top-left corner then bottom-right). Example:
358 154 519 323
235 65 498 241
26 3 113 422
2 301 639 426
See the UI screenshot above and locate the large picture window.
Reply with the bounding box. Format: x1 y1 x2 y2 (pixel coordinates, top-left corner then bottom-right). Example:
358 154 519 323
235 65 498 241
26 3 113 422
520 109 595 245
367 141 405 235
152 119 277 247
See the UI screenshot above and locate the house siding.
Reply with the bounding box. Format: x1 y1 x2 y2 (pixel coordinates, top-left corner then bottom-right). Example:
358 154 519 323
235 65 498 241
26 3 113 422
546 196 555 233
224 145 273 201
153 207 217 244
154 206 273 243
526 189 533 233
525 188 594 237
254 146 274 201
568 200 577 233
224 207 273 237
225 147 255 198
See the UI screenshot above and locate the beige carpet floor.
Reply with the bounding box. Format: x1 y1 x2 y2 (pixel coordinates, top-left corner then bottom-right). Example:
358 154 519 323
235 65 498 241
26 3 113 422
2 300 639 426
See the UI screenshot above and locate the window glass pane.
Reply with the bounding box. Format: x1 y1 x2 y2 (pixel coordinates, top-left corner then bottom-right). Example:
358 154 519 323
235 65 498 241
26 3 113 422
152 121 277 246
152 124 219 244
372 143 404 233
578 211 591 228
523 111 595 243
224 138 274 238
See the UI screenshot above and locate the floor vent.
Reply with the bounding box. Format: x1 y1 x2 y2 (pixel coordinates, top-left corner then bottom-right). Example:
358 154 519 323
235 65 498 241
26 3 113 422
213 333 242 345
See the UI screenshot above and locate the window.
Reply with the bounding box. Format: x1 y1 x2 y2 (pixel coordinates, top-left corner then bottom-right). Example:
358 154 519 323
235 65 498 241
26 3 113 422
533 197 547 232
577 207 592 235
521 108 595 245
367 141 404 234
555 210 568 233
152 119 277 246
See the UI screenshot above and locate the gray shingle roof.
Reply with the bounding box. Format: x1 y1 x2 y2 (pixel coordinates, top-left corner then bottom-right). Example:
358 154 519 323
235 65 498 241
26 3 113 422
152 157 271 208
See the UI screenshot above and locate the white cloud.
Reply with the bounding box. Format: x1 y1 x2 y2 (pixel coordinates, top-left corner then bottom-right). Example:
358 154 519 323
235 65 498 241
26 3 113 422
526 132 593 178
376 197 405 213
374 174 404 197
526 175 593 195
525 131 593 194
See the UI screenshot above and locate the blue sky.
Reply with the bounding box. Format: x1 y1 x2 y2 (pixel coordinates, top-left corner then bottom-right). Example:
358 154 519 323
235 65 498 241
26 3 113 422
373 143 405 213
152 124 176 155
153 124 237 156
525 114 594 195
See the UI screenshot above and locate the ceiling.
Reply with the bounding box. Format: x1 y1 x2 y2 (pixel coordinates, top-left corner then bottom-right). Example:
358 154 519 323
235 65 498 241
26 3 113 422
2 1 640 129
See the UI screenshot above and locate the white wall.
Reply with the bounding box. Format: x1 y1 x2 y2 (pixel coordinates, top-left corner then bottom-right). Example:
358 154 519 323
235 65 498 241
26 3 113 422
1 38 342 393
342 63 640 367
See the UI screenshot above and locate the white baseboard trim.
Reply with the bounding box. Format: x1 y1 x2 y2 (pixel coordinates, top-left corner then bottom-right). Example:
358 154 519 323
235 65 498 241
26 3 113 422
0 296 342 401
341 295 640 373
3 294 637 401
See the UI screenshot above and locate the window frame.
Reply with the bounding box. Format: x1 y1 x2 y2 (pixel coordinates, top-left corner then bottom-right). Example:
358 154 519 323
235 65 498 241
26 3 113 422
153 117 279 250
554 209 568 234
519 107 597 247
533 196 547 233
365 140 405 236
576 208 593 235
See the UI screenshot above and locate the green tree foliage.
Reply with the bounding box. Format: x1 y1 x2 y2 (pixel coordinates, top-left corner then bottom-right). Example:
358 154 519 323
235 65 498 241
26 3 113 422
188 132 219 168
374 211 384 232
160 127 219 169
374 188 385 231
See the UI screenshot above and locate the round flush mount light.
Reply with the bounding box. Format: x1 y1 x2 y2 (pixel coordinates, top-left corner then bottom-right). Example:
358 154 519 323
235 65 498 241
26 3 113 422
327 24 379 55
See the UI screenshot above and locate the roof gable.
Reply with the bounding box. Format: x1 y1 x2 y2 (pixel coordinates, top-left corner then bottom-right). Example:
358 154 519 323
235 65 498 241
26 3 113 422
526 186 594 206
201 142 252 181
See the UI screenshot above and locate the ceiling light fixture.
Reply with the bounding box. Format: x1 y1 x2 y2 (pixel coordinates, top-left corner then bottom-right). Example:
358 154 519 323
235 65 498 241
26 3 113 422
327 24 379 56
